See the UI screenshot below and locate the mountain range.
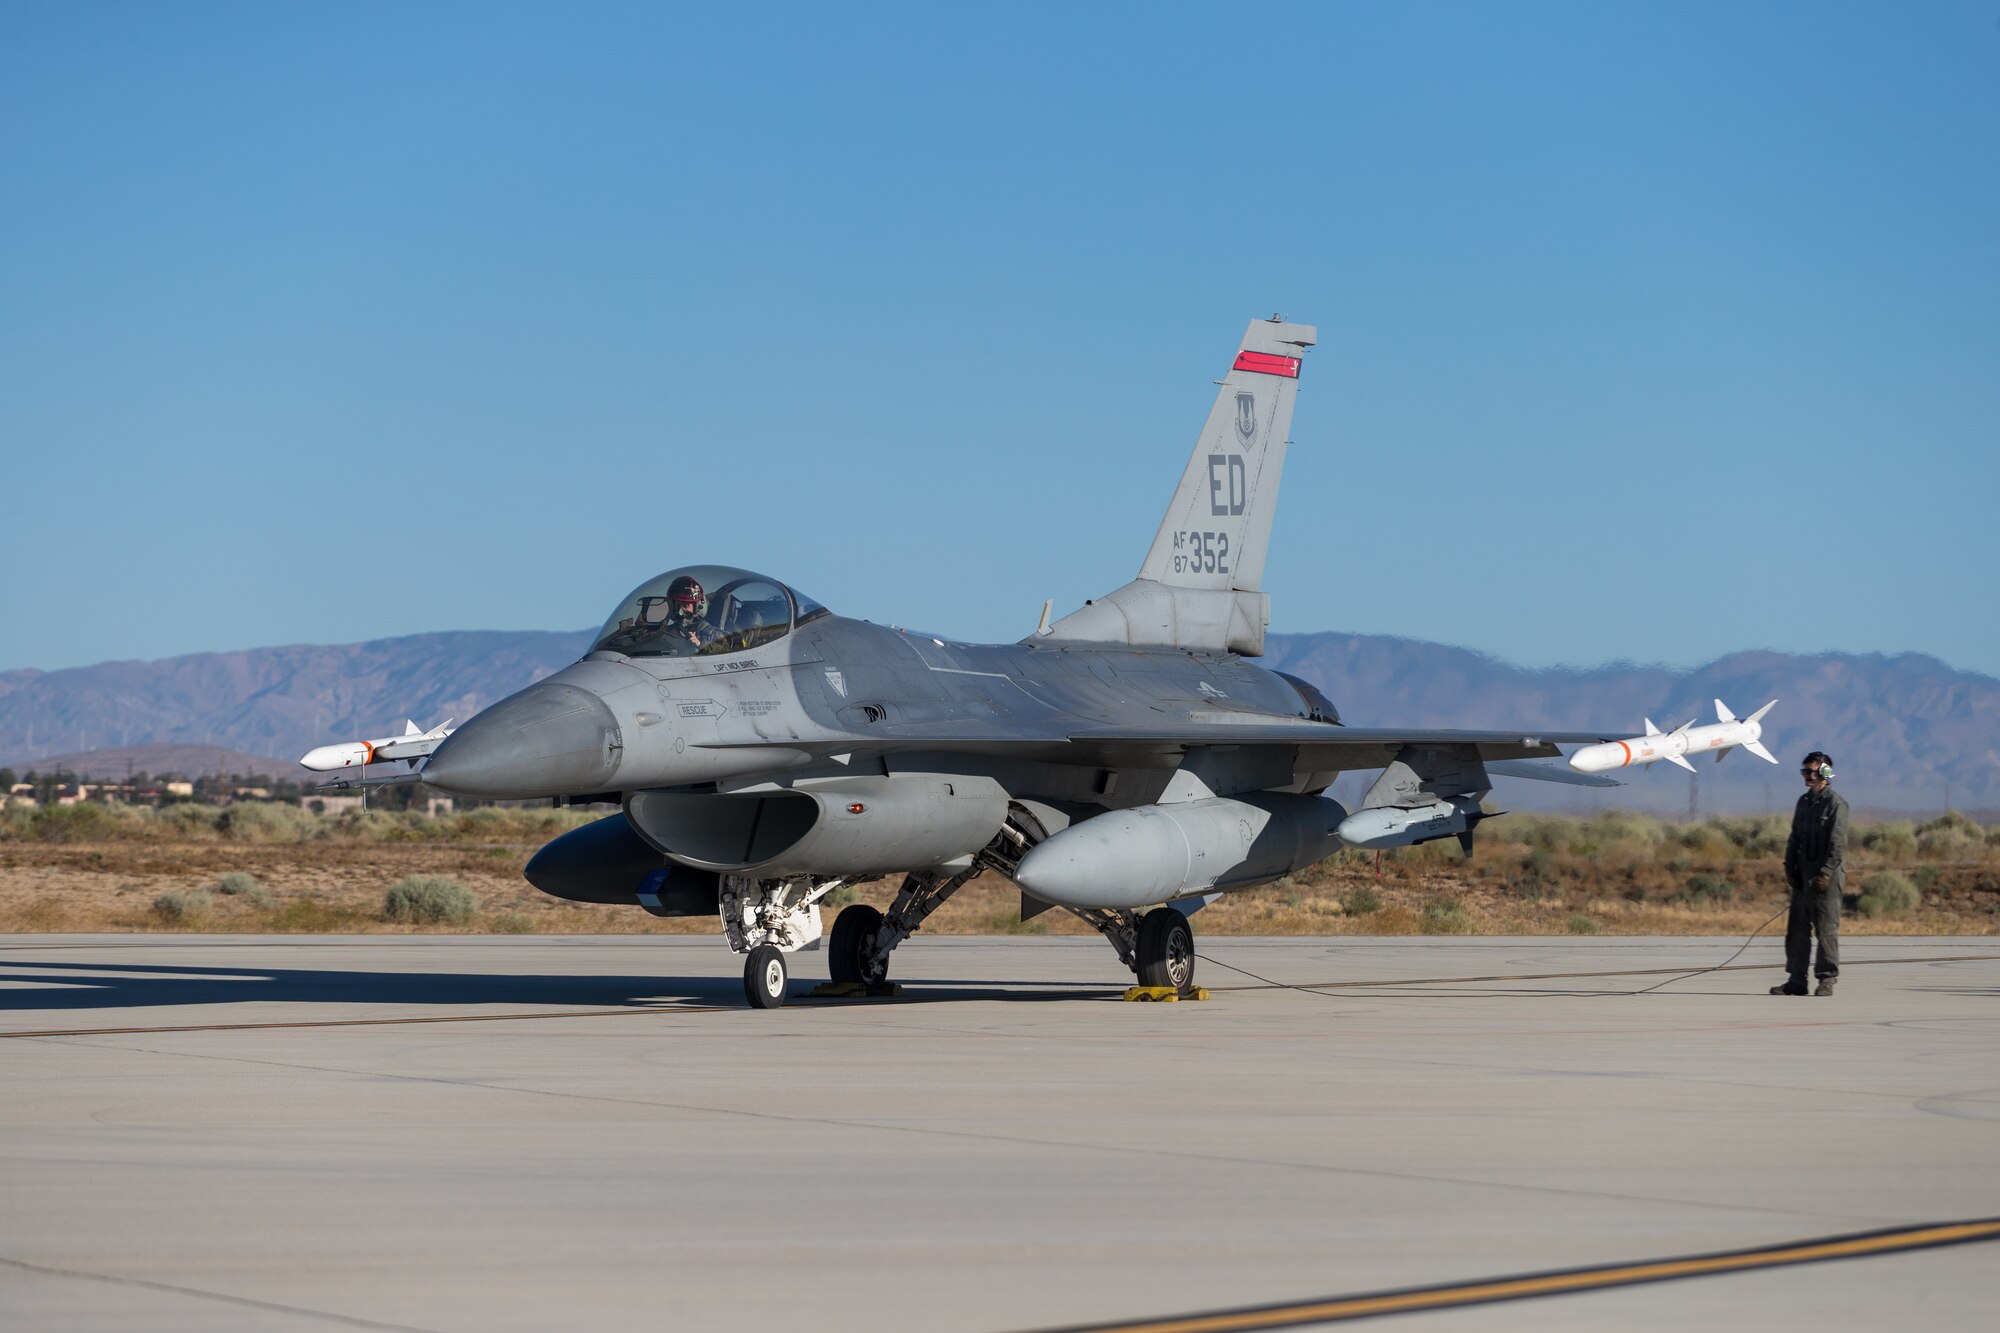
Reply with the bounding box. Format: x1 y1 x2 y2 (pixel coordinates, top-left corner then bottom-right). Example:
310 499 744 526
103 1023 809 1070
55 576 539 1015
2 630 1993 813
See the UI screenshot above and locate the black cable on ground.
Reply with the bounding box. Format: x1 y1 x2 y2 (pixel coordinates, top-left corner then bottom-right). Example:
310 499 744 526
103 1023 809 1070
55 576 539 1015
1193 950 1371 999
1195 901 1793 1000
1624 903 1789 995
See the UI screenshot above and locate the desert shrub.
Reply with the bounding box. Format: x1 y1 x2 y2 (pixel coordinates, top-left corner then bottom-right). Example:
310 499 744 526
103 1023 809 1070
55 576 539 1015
214 871 260 895
29 803 125 843
490 911 537 934
1916 813 1982 859
1586 811 1667 849
383 875 477 924
1861 821 1917 860
450 807 516 839
154 802 220 836
1676 873 1735 904
1419 898 1474 935
1858 872 1921 918
1344 885 1383 915
1511 816 1568 853
1567 913 1598 934
151 890 212 924
1910 865 1942 892
217 801 313 843
823 882 861 909
1711 815 1787 859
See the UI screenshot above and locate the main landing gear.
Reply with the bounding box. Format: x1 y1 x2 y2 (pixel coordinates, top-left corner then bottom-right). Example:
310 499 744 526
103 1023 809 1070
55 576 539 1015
828 863 981 990
1135 906 1195 991
1067 904 1197 992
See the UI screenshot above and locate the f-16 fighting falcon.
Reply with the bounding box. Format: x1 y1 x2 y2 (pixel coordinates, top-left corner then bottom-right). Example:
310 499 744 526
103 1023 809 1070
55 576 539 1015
307 317 1624 1008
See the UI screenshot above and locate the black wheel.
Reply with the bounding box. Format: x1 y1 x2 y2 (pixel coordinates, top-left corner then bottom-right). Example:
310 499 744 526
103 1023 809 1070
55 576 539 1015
1136 907 1195 990
829 903 885 986
744 944 789 1008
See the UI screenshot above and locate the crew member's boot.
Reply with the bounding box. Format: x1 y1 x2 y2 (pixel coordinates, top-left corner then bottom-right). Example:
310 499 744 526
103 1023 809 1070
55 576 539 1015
1814 978 1835 996
1770 979 1808 995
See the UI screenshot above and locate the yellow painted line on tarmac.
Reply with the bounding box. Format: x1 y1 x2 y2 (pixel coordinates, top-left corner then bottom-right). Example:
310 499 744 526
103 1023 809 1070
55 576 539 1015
1030 1217 2000 1333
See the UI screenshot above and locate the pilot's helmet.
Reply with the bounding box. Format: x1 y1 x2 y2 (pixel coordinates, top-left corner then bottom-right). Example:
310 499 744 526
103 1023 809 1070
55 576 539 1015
666 575 707 624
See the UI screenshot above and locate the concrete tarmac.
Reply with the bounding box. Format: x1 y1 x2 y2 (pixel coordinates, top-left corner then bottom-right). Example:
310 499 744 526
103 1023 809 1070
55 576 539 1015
2 934 1996 1332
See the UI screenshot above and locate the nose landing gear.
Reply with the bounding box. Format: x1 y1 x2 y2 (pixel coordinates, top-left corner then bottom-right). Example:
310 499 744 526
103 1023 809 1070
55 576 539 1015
744 944 789 1009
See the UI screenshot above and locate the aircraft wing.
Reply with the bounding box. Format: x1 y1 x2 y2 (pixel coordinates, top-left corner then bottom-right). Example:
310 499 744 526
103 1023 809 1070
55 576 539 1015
1065 722 1622 763
696 719 1627 775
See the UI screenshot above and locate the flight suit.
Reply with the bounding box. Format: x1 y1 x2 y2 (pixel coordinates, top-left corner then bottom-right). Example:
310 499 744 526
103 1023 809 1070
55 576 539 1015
1782 785 1848 989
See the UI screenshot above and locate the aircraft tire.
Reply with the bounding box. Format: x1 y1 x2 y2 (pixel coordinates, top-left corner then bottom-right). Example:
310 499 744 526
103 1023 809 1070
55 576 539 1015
1136 907 1194 991
829 903 885 986
744 944 789 1009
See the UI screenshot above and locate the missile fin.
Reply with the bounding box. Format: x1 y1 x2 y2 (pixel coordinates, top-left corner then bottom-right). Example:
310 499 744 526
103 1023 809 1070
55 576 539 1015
1671 718 1695 736
403 720 421 736
1644 718 1662 736
1715 746 1729 764
1745 700 1777 725
1714 699 1737 723
1745 740 1778 764
1666 753 1696 773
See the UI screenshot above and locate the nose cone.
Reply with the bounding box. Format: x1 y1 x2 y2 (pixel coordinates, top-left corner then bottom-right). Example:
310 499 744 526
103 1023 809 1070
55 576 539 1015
1567 744 1615 774
422 683 623 799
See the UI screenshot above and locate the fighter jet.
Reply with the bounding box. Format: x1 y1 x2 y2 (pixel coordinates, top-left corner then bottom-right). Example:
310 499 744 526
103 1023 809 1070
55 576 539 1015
313 317 1621 1008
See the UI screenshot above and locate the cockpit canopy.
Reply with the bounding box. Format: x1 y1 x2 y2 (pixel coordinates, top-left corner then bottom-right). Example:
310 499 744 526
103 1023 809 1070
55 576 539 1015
591 565 829 659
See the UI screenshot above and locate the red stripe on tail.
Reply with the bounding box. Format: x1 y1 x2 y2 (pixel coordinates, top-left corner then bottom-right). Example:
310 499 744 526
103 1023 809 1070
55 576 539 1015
1233 350 1301 378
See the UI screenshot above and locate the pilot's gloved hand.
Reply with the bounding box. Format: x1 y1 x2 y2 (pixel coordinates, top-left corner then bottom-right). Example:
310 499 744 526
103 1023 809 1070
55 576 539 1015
1811 871 1832 892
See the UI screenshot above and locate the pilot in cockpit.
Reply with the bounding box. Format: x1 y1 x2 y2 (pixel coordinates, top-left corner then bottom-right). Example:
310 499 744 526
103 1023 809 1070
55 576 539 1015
661 574 719 648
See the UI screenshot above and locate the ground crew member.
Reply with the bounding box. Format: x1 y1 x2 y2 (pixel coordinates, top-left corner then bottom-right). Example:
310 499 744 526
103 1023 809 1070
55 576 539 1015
1773 750 1846 996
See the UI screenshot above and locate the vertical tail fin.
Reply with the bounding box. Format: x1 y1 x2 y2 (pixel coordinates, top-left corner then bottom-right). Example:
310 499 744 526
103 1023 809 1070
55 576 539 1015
1040 317 1315 657
1139 317 1317 593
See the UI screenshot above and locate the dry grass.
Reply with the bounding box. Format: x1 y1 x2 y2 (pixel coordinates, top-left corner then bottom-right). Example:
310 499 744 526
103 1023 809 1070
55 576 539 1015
0 806 1994 936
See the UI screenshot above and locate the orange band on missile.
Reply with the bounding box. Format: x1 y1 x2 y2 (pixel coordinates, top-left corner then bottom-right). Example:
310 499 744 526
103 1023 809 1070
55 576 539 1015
1617 741 1631 767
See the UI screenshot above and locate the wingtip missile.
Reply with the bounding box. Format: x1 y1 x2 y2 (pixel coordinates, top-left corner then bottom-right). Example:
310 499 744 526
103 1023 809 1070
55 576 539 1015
299 720 457 772
1567 699 1777 775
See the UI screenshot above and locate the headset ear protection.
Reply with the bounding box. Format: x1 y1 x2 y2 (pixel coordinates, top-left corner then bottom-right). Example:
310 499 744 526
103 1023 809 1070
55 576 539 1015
1803 754 1833 781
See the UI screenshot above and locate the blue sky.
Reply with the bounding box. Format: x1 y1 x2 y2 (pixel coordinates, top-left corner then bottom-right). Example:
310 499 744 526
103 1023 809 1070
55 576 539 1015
3 2 1996 676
